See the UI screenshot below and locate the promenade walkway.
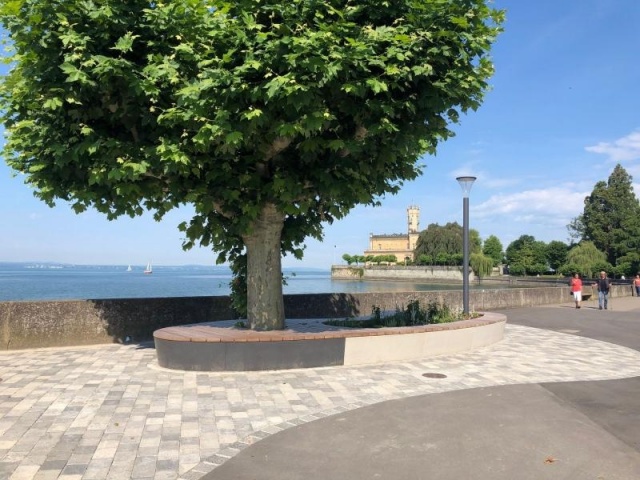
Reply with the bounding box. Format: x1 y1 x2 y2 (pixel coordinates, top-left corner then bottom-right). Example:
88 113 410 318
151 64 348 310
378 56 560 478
2 296 640 479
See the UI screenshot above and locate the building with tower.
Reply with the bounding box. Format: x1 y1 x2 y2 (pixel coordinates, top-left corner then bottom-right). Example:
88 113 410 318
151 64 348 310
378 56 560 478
363 206 421 263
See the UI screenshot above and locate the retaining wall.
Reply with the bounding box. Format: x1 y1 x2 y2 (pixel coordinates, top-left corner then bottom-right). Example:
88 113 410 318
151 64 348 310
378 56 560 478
0 284 630 350
331 265 476 281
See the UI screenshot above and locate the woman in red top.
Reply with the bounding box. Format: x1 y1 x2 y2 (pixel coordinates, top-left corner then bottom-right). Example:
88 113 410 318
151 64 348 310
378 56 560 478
634 275 640 297
569 273 583 309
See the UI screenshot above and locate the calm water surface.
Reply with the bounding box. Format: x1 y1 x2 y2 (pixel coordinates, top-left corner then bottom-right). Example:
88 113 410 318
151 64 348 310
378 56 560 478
0 262 509 301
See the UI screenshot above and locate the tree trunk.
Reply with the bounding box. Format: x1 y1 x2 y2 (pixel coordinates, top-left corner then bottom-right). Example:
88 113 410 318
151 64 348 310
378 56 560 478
243 203 286 330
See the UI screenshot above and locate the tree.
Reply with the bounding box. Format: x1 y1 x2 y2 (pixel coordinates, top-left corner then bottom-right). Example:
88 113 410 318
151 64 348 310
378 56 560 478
545 240 569 273
342 254 354 265
414 222 482 262
569 164 640 266
562 241 609 278
470 253 493 279
615 251 640 278
505 235 547 275
482 235 503 267
470 229 483 255
0 0 502 330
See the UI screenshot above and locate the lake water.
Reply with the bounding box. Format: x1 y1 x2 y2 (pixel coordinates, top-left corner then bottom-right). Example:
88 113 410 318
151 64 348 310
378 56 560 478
0 262 505 301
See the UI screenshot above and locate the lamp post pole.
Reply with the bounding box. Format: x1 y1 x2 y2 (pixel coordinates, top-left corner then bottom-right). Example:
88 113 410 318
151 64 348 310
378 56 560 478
456 176 477 316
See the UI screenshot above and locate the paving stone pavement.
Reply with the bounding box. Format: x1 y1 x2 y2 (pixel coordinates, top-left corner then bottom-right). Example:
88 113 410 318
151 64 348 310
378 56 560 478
2 321 640 480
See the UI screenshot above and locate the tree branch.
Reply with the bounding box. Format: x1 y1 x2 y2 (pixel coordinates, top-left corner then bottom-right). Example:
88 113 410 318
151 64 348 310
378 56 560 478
264 136 291 161
340 124 368 157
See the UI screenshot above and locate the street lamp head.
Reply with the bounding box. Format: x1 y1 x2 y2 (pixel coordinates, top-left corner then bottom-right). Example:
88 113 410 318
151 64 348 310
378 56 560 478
456 176 477 198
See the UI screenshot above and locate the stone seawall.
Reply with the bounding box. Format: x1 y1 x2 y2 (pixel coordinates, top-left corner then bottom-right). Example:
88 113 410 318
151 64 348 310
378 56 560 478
331 265 476 281
0 285 630 350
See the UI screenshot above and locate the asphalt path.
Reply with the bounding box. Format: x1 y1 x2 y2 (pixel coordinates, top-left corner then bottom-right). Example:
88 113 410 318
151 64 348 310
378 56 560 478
506 297 640 455
202 297 640 480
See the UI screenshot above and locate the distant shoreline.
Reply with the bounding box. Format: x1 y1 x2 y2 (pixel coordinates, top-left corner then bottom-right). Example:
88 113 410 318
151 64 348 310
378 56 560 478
0 261 328 272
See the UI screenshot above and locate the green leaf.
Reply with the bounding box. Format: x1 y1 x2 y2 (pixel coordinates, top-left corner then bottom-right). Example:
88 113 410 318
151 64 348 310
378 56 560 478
42 97 63 110
225 131 243 145
112 32 139 53
28 163 47 173
366 79 388 94
243 108 263 120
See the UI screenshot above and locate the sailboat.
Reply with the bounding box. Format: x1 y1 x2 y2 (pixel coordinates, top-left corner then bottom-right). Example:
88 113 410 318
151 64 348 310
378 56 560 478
126 265 132 272
144 261 153 274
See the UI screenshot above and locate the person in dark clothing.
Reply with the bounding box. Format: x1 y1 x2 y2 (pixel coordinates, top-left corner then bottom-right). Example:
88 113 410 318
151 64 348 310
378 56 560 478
595 271 610 310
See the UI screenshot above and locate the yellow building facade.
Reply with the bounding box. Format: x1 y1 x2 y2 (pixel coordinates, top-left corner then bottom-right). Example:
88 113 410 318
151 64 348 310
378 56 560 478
364 206 421 262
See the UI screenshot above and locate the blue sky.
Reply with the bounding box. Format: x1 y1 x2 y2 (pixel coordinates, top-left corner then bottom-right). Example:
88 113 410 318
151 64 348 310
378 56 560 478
1 0 640 269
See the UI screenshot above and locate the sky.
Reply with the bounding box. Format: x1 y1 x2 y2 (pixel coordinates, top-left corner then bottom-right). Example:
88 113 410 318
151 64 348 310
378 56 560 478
1 0 640 269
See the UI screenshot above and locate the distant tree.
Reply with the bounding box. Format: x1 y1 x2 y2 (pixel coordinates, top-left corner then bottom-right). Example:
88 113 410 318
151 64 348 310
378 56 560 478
342 254 354 266
527 263 549 276
569 164 640 265
611 262 631 279
415 222 481 262
370 254 396 265
507 263 526 276
505 235 547 275
562 241 609 278
416 223 458 259
435 252 453 265
566 217 584 244
470 229 482 255
470 253 493 279
557 262 581 277
0 0 503 330
545 240 569 273
482 235 503 266
615 252 640 278
417 254 433 265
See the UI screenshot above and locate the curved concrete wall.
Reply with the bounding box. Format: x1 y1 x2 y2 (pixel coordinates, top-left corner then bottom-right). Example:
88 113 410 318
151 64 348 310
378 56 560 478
153 313 506 371
342 316 505 366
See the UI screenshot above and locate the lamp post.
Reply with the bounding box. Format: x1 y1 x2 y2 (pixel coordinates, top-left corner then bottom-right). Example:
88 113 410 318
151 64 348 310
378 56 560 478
456 176 476 315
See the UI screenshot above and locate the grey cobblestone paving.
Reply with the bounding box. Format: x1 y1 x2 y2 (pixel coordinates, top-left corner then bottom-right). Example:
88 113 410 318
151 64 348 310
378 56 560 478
2 323 640 479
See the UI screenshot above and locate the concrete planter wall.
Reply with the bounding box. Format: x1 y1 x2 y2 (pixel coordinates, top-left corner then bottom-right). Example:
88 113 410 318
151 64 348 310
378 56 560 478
0 284 630 350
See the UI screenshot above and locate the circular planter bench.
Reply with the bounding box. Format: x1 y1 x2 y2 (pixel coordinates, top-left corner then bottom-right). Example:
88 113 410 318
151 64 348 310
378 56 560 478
153 312 506 371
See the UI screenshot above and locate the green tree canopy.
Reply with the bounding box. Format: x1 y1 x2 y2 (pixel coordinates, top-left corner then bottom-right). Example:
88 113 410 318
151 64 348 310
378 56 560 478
0 0 502 330
341 253 354 265
414 222 481 263
561 241 609 278
569 164 640 266
482 234 503 267
545 240 569 272
505 234 547 275
614 251 640 278
470 252 493 279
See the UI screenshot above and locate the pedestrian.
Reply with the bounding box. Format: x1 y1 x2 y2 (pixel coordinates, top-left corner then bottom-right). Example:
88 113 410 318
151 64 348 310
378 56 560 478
595 270 610 310
634 274 640 297
569 272 583 309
